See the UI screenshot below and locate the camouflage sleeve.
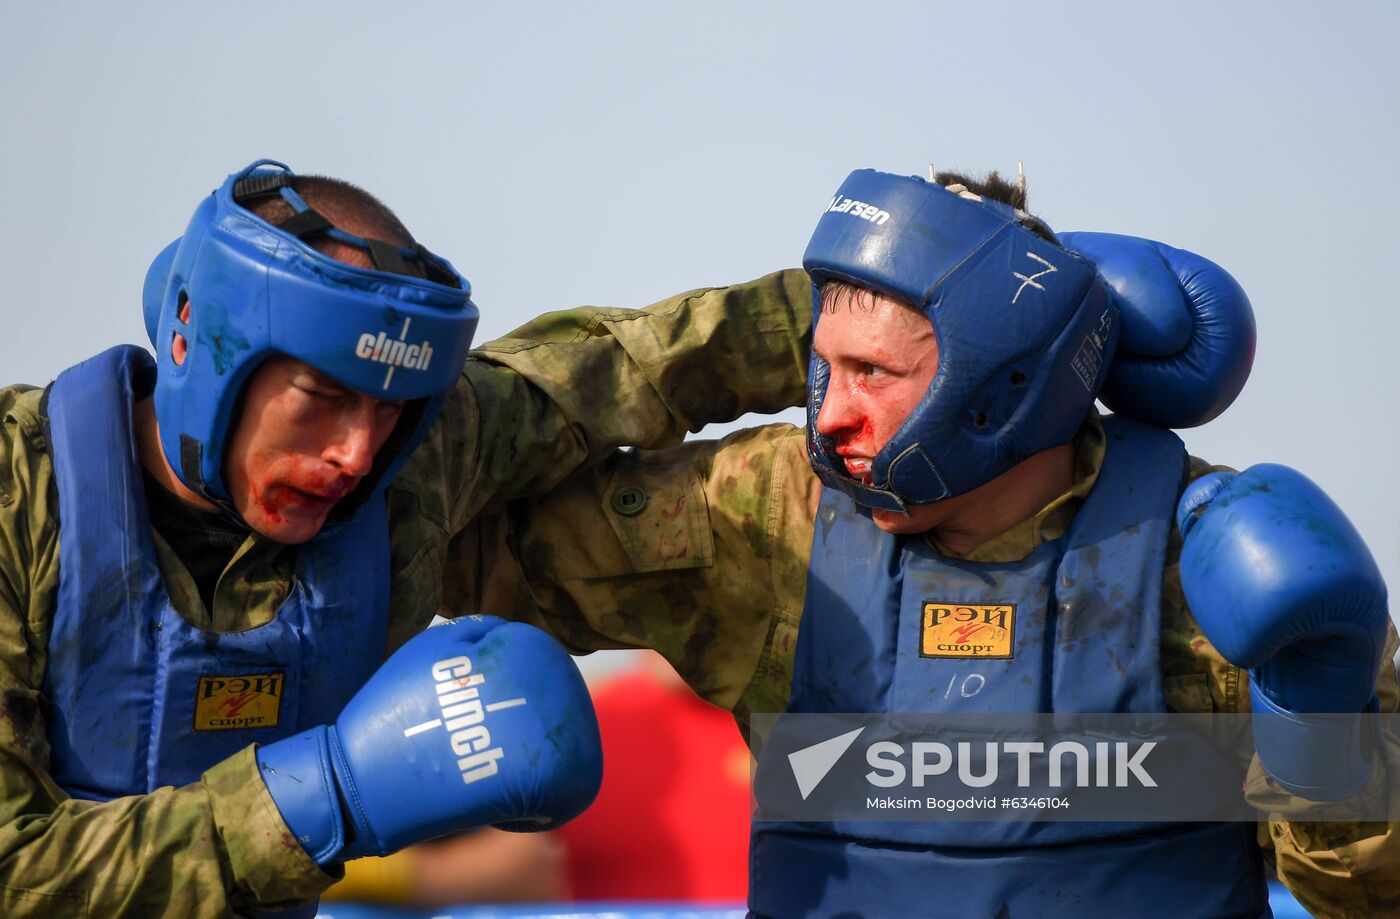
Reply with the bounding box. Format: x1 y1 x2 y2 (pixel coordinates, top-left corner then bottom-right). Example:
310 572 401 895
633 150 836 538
1164 454 1400 916
0 388 332 916
0 745 332 916
443 424 819 731
434 269 812 528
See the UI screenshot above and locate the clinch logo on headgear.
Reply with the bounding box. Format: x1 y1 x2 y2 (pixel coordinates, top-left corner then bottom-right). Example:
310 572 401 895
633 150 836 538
825 195 891 226
400 655 528 785
355 317 434 389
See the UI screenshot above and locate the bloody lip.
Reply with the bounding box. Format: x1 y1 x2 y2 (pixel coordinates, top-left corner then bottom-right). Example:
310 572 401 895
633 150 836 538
272 487 335 514
835 446 874 482
268 480 354 515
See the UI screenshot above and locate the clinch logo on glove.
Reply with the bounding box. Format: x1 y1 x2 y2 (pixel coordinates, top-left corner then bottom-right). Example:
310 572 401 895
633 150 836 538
825 195 891 226
401 655 528 785
355 317 434 389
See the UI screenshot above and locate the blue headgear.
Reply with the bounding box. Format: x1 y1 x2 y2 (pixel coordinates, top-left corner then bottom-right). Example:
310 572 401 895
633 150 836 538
803 169 1118 512
142 159 479 525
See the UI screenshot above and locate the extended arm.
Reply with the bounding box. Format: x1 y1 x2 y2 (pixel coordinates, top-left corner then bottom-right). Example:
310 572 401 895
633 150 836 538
445 423 818 725
431 269 812 527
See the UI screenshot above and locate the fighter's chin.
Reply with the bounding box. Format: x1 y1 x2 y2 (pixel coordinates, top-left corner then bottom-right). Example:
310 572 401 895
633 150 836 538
870 507 923 534
246 511 328 545
236 497 334 545
272 520 327 544
870 503 943 536
842 462 929 533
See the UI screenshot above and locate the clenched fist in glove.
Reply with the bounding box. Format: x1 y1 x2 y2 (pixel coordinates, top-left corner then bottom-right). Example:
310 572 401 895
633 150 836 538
1178 465 1389 800
255 615 602 864
1060 231 1255 429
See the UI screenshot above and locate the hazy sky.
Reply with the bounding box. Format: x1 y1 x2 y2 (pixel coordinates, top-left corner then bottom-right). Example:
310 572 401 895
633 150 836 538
4 2 1397 631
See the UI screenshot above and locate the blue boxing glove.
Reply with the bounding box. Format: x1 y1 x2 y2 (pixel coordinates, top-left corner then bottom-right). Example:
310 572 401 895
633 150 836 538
1178 465 1389 800
255 615 602 864
1059 232 1255 428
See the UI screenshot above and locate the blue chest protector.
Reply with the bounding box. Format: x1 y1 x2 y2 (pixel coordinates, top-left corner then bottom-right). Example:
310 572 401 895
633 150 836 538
42 346 390 800
750 417 1269 919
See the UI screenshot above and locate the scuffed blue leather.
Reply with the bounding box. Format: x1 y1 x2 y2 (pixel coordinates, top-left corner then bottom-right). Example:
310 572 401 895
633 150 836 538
1179 463 1389 799
1178 465 1388 685
142 159 479 517
256 727 346 864
1175 471 1233 536
1060 231 1255 429
1250 684 1374 801
256 616 604 866
803 170 1116 508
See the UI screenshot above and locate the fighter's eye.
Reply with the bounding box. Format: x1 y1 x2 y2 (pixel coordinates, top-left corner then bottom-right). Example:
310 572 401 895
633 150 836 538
376 400 406 420
298 383 345 401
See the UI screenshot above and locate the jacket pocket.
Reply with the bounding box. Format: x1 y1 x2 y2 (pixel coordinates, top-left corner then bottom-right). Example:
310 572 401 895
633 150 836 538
599 458 714 575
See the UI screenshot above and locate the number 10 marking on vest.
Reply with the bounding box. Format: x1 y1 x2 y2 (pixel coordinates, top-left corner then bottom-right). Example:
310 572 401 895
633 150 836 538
943 672 986 700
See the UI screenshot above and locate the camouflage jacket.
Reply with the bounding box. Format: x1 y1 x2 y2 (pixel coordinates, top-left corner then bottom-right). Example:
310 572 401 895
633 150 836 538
463 413 1400 919
0 270 811 917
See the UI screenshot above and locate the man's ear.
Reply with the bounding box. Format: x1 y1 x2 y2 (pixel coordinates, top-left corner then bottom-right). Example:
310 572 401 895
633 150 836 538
172 297 191 366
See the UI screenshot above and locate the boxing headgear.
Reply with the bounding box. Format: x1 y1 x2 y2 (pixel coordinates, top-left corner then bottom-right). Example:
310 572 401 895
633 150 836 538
804 169 1118 512
142 160 478 525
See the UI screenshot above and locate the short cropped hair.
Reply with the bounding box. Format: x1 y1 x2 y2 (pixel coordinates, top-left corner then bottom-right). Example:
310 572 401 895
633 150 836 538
247 175 416 248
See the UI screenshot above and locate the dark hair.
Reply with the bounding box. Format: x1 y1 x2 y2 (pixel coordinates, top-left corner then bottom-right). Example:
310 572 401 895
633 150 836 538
247 175 416 248
932 169 1057 243
820 280 884 315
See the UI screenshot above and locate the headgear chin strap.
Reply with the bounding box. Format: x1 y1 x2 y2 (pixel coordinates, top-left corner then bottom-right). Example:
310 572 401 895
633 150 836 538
803 169 1118 512
142 159 479 529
